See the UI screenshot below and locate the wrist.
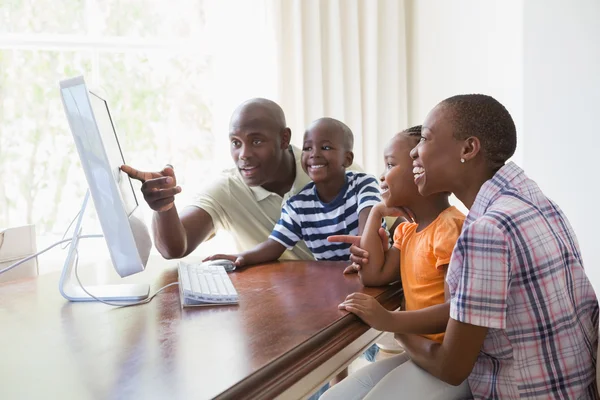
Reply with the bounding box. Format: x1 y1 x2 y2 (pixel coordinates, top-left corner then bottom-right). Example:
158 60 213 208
372 203 387 217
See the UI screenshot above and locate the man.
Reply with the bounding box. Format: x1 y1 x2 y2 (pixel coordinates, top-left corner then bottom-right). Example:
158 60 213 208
122 98 315 260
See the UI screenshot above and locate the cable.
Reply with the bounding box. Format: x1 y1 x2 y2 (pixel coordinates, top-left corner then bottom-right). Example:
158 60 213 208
73 248 179 307
60 209 82 249
1 232 178 307
0 234 103 276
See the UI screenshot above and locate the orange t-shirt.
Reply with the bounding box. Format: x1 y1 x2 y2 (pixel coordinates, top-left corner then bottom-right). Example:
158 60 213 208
393 206 465 343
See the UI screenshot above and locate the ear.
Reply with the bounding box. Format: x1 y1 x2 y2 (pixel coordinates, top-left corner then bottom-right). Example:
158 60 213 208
280 127 292 149
461 137 481 162
343 151 354 168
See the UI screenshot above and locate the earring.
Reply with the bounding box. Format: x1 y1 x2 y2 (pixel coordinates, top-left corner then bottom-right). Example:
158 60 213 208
460 158 465 163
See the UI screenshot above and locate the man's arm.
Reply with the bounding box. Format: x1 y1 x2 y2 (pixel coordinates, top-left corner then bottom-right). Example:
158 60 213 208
121 164 216 259
153 205 214 259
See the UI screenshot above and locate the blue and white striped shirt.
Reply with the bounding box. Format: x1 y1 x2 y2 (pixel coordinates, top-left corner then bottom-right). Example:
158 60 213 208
269 172 383 261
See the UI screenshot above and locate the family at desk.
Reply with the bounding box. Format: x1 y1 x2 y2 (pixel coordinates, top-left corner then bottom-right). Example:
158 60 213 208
121 94 599 400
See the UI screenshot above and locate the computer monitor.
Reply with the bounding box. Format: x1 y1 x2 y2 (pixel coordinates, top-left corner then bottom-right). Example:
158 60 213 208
58 76 152 301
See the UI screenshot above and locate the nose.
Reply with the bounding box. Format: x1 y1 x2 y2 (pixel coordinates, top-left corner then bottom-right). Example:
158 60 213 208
379 172 385 182
239 144 251 160
409 143 419 160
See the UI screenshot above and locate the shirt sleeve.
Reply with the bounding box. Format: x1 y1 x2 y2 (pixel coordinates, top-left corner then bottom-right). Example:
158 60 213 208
392 222 409 251
269 201 303 250
433 216 464 270
448 219 511 330
355 174 382 213
189 175 231 231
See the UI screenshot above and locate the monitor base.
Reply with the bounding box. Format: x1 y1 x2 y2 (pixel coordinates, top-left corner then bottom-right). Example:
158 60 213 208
59 190 150 302
60 282 150 302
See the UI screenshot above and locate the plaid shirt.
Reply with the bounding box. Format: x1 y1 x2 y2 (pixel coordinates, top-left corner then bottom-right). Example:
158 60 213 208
447 162 599 399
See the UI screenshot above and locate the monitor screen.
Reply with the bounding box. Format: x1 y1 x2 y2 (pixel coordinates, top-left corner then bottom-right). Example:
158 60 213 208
59 76 150 278
88 92 138 217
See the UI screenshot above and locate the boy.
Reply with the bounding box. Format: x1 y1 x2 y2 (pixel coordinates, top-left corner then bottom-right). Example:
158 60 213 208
205 117 383 267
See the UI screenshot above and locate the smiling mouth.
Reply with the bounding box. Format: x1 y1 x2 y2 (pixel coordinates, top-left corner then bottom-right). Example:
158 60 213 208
380 185 389 194
308 164 326 170
413 166 425 181
239 165 259 176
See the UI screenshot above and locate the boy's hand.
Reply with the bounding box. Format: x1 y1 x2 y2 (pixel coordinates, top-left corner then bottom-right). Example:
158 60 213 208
328 227 389 272
203 254 247 267
338 292 392 331
121 164 182 212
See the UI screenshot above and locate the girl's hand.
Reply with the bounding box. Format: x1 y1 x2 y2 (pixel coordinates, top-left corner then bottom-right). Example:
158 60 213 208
375 203 416 223
338 292 393 331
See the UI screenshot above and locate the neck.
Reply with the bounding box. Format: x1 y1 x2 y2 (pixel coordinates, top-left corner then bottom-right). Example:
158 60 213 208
408 196 451 232
261 148 296 197
315 174 346 203
453 163 500 209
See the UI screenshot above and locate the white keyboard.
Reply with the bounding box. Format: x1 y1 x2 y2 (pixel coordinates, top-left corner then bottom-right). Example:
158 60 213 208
178 262 239 304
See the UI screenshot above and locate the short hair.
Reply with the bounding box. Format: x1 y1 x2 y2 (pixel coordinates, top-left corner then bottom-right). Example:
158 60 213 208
307 117 354 151
230 98 287 131
439 94 516 167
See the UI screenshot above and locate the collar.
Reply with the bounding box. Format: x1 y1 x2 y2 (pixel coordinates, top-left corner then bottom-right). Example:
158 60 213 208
247 145 309 202
468 161 524 220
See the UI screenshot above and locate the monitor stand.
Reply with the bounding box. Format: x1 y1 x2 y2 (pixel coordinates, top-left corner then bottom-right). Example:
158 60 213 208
59 190 150 302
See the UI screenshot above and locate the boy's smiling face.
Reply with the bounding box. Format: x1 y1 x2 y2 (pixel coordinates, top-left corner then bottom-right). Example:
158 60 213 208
301 121 353 185
380 133 422 208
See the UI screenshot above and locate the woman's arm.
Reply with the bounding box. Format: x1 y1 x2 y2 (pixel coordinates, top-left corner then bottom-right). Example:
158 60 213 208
396 319 487 386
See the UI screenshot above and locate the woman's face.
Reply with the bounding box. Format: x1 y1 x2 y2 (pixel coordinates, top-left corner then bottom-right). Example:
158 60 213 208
409 105 465 196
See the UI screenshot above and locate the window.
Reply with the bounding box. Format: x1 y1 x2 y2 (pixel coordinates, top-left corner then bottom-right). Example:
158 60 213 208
1 0 276 272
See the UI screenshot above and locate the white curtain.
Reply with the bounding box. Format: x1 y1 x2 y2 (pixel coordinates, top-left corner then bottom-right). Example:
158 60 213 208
268 0 409 175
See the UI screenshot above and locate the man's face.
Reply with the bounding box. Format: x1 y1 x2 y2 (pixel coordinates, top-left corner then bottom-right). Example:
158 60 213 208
301 124 352 185
229 108 288 187
410 105 464 196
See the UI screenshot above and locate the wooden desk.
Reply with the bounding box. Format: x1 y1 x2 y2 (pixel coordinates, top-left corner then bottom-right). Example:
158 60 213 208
0 261 402 400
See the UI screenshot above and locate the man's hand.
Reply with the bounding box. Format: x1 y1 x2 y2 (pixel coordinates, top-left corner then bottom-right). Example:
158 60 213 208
338 292 392 331
121 164 181 212
328 227 389 273
203 253 246 267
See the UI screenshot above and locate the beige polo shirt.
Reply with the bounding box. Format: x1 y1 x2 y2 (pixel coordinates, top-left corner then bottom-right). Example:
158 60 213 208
190 145 314 260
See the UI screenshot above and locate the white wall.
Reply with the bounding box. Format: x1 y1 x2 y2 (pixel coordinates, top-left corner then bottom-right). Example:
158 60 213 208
405 0 523 214
522 0 600 293
406 0 600 293
406 0 524 165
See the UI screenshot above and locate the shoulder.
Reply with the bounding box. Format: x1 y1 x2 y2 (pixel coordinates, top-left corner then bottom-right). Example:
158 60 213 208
286 184 317 209
478 189 542 235
347 172 379 190
393 221 417 242
192 168 238 198
436 206 466 232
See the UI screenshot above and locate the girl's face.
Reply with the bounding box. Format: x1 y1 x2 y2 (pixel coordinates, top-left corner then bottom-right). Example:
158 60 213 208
380 134 421 208
410 105 465 196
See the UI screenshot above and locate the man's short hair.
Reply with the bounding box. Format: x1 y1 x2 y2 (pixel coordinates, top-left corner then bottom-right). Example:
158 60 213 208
440 94 516 167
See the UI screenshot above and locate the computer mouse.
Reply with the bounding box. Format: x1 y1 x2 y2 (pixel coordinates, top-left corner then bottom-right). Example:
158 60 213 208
205 259 236 272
